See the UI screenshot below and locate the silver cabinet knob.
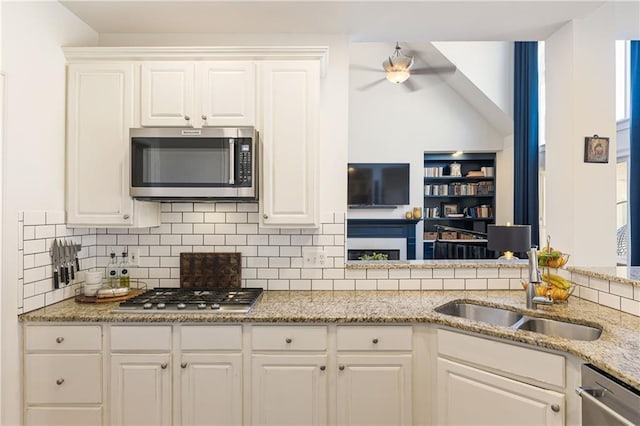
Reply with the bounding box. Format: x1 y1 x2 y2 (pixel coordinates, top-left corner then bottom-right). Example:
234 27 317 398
184 115 191 121
181 362 188 369
551 404 560 413
372 338 379 344
55 337 64 344
285 337 292 344
201 115 207 120
123 214 130 220
56 378 64 385
160 363 168 370
319 365 326 371
339 365 345 371
263 214 269 219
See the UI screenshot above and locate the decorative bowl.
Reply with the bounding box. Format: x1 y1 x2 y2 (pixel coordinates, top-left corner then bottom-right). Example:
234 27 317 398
535 283 575 302
537 252 569 268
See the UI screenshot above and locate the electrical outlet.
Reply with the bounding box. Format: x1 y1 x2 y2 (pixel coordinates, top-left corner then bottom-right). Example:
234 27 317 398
129 249 140 266
302 247 327 268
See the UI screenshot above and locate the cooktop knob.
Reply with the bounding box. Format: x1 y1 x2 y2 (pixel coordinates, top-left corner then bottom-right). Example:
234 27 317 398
211 303 221 310
143 303 153 309
157 303 166 309
197 303 207 310
177 303 186 310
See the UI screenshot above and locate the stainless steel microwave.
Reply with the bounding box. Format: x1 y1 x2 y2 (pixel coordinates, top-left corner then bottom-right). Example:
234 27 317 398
130 127 257 200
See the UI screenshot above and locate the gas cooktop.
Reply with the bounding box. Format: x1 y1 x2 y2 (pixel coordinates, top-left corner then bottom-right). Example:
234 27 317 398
112 287 263 314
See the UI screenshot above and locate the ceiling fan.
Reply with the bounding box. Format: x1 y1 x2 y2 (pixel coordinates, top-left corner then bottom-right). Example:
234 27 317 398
355 42 456 92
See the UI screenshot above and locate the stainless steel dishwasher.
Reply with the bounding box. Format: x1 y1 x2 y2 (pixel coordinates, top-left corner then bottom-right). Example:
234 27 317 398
576 364 639 426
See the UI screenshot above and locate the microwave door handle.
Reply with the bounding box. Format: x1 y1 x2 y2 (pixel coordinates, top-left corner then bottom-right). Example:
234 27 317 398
228 138 235 185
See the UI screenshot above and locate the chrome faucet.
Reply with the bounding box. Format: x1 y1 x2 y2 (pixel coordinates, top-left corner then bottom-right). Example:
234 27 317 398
527 246 553 309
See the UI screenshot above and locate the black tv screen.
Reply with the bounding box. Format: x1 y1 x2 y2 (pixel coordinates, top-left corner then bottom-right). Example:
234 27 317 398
347 163 410 206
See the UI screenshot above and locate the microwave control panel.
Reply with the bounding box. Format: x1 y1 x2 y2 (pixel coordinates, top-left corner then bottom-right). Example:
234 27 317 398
238 143 252 185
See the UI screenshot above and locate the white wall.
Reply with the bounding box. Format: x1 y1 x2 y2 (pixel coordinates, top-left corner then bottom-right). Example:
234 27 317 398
433 41 514 117
545 3 617 266
1 3 98 424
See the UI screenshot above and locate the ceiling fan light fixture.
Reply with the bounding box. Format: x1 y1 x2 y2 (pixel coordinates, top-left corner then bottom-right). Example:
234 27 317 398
385 70 410 84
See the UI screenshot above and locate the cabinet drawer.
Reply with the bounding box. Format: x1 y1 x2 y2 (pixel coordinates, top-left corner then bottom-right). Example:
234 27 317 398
25 325 101 352
337 326 413 351
181 325 242 350
25 354 101 404
110 325 171 351
437 329 565 387
25 406 102 426
252 326 327 351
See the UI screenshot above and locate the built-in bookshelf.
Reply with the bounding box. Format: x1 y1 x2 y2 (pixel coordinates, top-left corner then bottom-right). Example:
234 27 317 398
423 152 496 259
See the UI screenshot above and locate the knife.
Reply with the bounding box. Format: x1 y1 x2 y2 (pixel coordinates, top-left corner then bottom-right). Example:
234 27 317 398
72 243 81 272
60 241 69 285
51 240 60 289
65 241 75 281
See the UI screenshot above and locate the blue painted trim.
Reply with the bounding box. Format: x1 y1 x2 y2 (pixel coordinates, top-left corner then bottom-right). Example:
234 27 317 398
347 219 420 260
630 41 640 265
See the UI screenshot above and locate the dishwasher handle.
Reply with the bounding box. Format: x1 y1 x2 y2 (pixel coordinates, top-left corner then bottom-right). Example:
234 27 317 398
576 386 635 426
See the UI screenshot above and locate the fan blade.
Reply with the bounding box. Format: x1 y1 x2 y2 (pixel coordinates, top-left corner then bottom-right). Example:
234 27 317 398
357 78 386 91
351 64 384 73
402 78 420 92
411 65 457 75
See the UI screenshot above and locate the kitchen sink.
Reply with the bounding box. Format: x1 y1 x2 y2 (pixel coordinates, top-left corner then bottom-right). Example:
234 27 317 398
513 317 602 341
435 302 523 327
435 301 602 341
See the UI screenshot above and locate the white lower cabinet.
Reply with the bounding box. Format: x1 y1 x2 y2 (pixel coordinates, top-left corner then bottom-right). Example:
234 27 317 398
251 354 328 425
23 325 103 426
336 354 412 426
179 353 242 425
437 358 565 426
110 353 172 426
436 329 566 426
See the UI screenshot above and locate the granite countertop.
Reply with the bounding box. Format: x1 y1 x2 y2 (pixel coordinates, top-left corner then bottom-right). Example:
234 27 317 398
20 289 640 389
568 266 640 287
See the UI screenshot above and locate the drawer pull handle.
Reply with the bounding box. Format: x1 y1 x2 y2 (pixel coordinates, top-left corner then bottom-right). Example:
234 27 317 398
339 365 345 371
160 363 168 370
181 362 188 369
55 337 64 344
319 365 326 371
56 378 64 385
285 338 292 344
372 338 379 344
201 115 207 120
184 115 191 121
551 404 560 413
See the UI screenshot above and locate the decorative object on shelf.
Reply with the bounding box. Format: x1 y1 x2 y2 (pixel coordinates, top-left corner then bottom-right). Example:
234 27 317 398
481 166 494 177
412 207 423 219
442 203 458 217
358 252 389 261
487 224 531 259
584 134 609 163
405 211 413 219
449 162 462 177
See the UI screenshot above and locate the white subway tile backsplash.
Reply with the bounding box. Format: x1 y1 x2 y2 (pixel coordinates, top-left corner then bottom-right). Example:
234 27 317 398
117 235 139 246
609 281 633 299
149 268 171 279
172 246 192 256
399 279 420 290
24 211 46 226
236 246 258 257
291 258 304 268
302 269 323 279
237 203 259 212
589 277 609 292
258 268 278 279
161 235 182 245
203 234 225 245
499 268 521 278
389 269 411 279
172 202 194 212
23 226 35 241
226 213 248 223
421 279 443 290
193 203 217 212
160 203 173 212
280 229 302 235
172 223 193 234
355 279 376 290
443 279 465 290
269 235 291 246
410 269 433 279
487 278 510 290
150 224 172 234
35 225 56 239
214 203 237 212
324 269 345 280
216 224 237 234
322 224 344 235
182 235 204 246
161 212 183 223
580 287 599 303
291 235 313 246
433 269 454 279
313 235 334 246
160 257 180 268
280 269 301 279
269 257 290 268
258 246 279 257
150 246 171 256
454 268 476 279
139 235 160 246
203 212 226 223
23 239 45 255
621 298 640 316
289 280 311 290
280 246 302 257
598 292 620 310
366 269 388 279
23 254 35 270
465 279 488 290
477 268 499 278
247 257 269 268
237 224 258 234
378 280 399 290
267 280 290 290
226 235 247 246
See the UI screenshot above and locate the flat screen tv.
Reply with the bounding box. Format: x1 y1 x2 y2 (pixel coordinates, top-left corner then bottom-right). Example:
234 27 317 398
347 163 410 207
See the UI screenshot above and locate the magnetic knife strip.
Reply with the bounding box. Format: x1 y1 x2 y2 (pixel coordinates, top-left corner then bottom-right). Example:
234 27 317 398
49 239 82 289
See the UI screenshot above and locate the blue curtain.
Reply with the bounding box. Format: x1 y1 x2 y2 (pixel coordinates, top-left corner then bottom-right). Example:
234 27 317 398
514 42 539 247
630 41 640 266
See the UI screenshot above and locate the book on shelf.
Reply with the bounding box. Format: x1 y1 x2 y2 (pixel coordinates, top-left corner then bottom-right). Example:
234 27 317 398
466 170 484 177
463 204 493 219
424 166 445 177
446 213 465 218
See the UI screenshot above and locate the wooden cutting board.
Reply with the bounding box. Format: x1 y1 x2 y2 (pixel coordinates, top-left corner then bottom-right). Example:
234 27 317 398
180 253 242 288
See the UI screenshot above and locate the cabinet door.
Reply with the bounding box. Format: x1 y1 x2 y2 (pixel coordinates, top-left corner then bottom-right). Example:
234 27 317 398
199 61 255 126
141 62 195 127
110 353 171 426
180 353 242 426
251 354 327 425
437 358 564 426
66 63 135 226
336 354 412 426
259 61 320 228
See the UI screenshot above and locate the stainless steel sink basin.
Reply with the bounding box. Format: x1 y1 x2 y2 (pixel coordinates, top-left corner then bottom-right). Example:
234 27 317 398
435 302 523 327
435 301 602 341
513 317 602 341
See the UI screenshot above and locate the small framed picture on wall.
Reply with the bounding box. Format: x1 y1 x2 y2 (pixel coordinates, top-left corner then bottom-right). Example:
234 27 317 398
584 135 609 163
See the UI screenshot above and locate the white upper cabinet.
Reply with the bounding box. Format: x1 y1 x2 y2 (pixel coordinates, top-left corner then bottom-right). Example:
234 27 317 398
259 60 320 228
141 61 255 128
66 63 160 227
141 62 195 127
